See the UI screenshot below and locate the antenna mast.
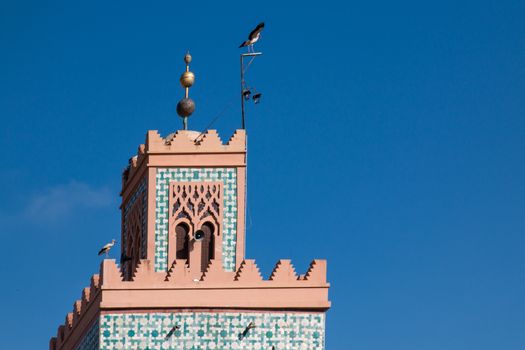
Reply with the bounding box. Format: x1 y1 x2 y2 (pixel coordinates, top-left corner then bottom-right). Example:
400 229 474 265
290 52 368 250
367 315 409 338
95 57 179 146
240 52 262 129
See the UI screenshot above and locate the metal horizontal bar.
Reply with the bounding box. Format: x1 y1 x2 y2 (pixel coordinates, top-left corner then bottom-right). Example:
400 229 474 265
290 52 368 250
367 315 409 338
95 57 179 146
240 52 263 57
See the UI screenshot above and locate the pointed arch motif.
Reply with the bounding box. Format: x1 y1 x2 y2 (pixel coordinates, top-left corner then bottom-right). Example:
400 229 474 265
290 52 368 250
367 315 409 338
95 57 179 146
168 182 223 271
123 197 143 280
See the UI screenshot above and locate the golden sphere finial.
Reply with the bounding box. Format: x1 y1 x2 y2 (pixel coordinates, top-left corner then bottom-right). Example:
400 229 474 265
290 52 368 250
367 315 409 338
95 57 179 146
180 71 195 88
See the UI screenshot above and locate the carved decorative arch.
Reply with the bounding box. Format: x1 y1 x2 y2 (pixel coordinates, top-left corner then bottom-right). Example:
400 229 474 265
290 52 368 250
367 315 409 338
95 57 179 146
168 182 223 271
123 197 143 280
170 182 222 229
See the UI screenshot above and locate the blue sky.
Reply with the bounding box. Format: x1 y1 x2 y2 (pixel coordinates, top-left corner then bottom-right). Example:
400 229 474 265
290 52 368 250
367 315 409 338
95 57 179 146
1 1 524 349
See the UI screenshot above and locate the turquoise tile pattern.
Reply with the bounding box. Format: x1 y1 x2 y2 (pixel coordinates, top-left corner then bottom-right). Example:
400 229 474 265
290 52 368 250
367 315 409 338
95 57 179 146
100 312 325 350
155 168 238 272
76 320 99 350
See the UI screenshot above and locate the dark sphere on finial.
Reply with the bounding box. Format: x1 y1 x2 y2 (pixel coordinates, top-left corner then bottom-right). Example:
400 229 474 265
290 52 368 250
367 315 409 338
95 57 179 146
184 52 192 64
176 98 195 117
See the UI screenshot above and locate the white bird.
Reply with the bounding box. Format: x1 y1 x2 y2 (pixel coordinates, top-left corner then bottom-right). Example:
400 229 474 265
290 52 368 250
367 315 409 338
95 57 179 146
98 239 116 257
239 22 265 52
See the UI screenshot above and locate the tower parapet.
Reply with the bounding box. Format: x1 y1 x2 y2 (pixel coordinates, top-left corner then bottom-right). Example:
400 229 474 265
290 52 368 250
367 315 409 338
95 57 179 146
50 258 329 350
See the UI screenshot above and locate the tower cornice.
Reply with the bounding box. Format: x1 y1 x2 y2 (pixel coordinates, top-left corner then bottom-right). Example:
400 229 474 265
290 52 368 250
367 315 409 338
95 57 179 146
121 129 246 198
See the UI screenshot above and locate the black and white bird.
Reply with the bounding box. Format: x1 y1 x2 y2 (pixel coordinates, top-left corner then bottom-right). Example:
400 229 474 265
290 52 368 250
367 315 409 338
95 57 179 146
239 22 265 52
239 321 256 340
98 239 116 257
165 325 180 339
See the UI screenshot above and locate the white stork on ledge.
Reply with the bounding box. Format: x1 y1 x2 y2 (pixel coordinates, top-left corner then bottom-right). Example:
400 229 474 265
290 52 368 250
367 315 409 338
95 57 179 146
239 22 265 52
98 239 116 257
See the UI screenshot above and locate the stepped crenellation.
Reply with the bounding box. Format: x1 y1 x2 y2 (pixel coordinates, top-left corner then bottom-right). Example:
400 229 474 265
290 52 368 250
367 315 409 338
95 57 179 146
51 274 101 350
50 257 329 350
234 259 263 281
269 259 298 282
122 129 246 188
99 257 328 287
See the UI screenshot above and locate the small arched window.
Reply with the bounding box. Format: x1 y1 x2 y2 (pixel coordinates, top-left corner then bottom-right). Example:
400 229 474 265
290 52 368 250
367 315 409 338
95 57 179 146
200 221 215 271
175 222 190 260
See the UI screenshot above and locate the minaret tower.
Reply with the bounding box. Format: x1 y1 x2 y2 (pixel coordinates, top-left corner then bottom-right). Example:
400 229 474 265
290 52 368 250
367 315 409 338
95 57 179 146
50 53 330 350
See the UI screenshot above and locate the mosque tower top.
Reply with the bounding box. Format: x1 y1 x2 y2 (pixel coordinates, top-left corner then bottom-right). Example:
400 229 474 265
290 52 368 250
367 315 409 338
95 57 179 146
49 50 330 350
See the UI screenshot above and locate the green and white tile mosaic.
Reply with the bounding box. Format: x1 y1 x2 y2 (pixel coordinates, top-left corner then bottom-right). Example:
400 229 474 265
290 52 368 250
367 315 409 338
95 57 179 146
155 168 238 272
76 320 99 350
100 312 325 350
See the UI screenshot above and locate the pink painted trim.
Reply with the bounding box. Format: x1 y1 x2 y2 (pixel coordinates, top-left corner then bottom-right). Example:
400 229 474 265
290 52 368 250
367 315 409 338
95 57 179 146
148 154 246 167
100 288 329 310
100 308 326 315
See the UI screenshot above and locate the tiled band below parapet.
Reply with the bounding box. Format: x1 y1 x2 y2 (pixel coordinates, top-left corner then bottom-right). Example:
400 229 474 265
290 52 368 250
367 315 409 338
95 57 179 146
99 312 325 350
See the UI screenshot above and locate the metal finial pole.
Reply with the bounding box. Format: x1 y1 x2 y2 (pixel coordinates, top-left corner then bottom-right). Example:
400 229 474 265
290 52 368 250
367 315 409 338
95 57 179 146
183 58 190 130
240 55 245 129
185 59 190 99
240 52 262 130
177 52 195 130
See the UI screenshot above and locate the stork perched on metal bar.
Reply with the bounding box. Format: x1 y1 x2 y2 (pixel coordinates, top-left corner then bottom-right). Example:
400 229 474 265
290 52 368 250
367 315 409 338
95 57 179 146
98 239 116 257
239 22 265 52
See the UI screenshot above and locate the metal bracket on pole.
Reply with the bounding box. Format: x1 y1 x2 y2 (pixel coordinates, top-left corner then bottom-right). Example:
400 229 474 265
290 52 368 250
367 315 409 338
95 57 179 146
240 52 262 130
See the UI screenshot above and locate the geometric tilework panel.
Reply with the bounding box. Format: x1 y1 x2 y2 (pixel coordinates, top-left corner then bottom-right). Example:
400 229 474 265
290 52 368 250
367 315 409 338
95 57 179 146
100 312 325 350
123 178 148 260
75 320 99 350
155 168 238 272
